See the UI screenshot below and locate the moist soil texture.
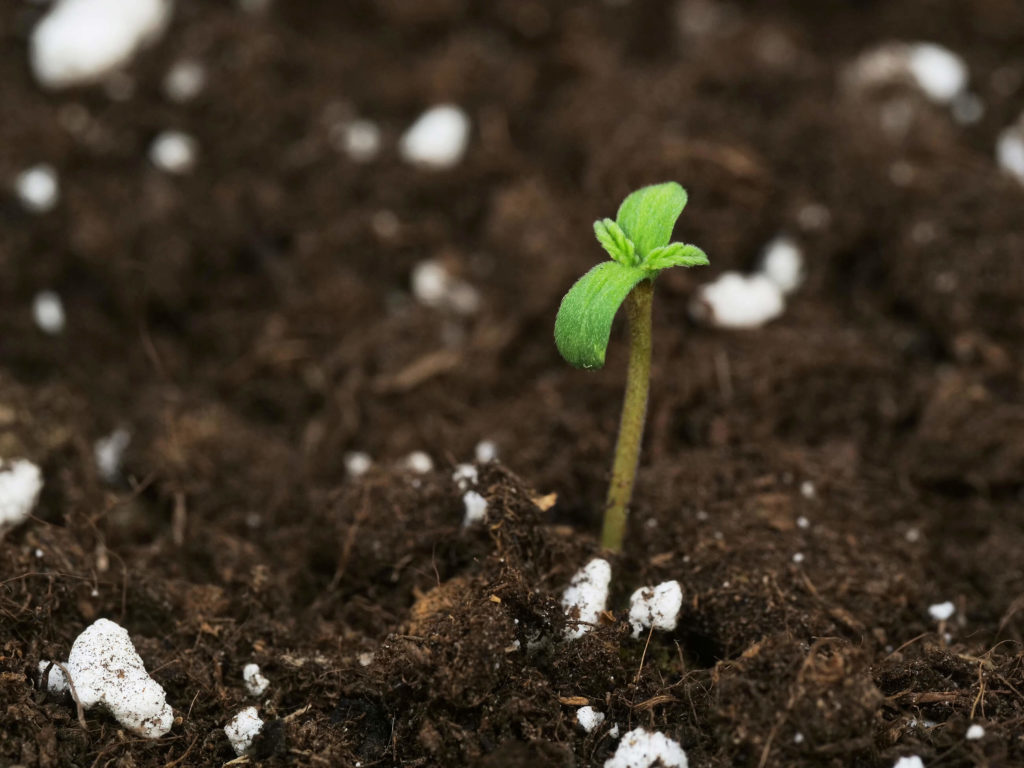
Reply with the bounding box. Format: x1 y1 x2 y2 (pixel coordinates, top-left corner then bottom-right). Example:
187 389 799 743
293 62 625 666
3 1 1024 767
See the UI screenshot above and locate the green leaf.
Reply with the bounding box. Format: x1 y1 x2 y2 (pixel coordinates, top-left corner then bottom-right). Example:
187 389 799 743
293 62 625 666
593 218 636 266
644 243 709 271
615 182 688 259
555 261 649 369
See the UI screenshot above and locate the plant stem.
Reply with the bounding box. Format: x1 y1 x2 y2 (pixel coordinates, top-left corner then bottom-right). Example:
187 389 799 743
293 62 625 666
602 278 653 551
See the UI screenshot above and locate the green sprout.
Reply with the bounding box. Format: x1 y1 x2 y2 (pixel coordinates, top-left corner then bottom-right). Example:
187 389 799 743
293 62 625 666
554 182 709 551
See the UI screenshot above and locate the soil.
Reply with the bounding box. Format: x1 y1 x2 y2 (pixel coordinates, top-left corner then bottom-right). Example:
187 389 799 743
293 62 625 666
3 1 1024 766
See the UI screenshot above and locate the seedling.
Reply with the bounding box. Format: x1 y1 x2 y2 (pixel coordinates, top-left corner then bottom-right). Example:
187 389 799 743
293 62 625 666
555 183 708 551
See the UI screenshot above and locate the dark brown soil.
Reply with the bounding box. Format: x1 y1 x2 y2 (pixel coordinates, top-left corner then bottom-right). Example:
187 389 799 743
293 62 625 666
3 1 1024 766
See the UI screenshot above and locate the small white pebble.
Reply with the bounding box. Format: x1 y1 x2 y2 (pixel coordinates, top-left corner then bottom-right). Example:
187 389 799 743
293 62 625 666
399 104 471 169
907 43 967 104
149 131 197 174
759 236 803 294
792 552 805 564
577 706 605 733
38 661 69 694
35 548 44 558
51 618 173 738
799 481 816 499
94 428 131 482
412 261 448 306
793 732 804 744
627 581 683 638
965 724 985 740
796 516 810 529
32 291 66 335
344 452 372 478
996 117 1024 185
462 490 488 528
846 42 966 106
242 663 269 697
692 272 785 329
562 558 612 640
452 463 478 491
224 707 264 756
604 727 688 768
404 451 433 474
30 0 172 89
15 164 60 213
928 601 955 621
163 59 205 103
0 459 44 534
475 440 497 464
338 119 381 162
15 165 61 216
893 758 925 768
411 260 480 315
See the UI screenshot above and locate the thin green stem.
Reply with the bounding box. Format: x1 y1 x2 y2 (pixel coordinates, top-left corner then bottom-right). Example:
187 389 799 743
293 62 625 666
602 278 653 551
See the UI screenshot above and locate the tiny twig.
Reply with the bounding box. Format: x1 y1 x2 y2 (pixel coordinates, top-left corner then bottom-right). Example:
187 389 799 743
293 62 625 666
53 661 88 731
634 624 655 685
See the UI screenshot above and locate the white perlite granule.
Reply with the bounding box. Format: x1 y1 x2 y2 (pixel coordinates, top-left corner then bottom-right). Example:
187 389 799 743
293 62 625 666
604 727 688 768
344 452 372 478
759 236 804 295
30 0 173 89
474 440 497 463
692 272 785 329
163 59 205 103
996 115 1024 185
562 558 611 640
337 119 381 162
452 463 478 491
48 618 173 738
0 459 44 534
628 581 683 638
462 490 488 528
242 663 270 697
576 705 605 733
965 724 985 740
399 104 470 169
411 260 480 315
95 428 132 482
33 291 66 335
15 164 60 213
404 451 434 474
225 707 264 755
149 131 198 174
845 42 967 105
38 661 69 694
928 601 955 621
893 758 925 768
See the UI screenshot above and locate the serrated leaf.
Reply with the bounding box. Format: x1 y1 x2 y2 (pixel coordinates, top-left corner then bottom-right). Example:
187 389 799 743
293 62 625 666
644 243 709 271
554 261 649 369
615 182 688 259
593 218 636 266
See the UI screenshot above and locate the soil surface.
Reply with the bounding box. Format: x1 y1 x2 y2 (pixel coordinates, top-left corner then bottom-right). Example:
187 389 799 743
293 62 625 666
3 1 1024 766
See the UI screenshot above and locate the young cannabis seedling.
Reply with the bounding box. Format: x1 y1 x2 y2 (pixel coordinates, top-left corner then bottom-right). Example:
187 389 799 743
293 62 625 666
555 182 708 551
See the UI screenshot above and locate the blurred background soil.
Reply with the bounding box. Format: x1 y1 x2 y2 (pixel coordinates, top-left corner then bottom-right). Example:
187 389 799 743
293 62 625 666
2 1 1024 766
